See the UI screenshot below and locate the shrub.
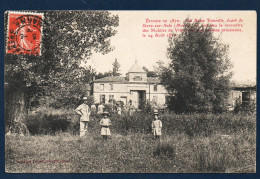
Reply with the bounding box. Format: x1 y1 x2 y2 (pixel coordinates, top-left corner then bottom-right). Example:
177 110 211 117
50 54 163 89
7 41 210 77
25 109 78 135
112 112 152 135
234 101 256 115
153 143 176 159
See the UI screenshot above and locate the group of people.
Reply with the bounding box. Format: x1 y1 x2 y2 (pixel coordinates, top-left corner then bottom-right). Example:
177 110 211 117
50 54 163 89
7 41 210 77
88 101 133 116
90 103 105 114
75 97 162 139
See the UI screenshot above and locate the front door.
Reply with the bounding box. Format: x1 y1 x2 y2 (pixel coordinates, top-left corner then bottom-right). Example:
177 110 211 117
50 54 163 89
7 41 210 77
138 90 146 109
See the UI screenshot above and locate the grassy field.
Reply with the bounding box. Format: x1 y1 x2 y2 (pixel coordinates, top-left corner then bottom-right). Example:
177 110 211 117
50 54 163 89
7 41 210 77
5 109 256 173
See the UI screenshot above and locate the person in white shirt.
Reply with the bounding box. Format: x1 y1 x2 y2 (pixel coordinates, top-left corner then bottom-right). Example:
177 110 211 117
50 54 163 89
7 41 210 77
128 100 135 116
117 103 122 115
97 103 105 114
91 103 96 114
152 109 162 140
99 111 111 140
75 97 91 137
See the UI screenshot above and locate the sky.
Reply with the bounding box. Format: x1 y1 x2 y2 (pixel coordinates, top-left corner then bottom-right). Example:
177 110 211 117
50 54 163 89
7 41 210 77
89 11 256 83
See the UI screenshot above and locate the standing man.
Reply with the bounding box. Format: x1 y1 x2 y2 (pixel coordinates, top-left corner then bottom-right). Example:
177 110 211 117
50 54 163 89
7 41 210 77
75 97 91 137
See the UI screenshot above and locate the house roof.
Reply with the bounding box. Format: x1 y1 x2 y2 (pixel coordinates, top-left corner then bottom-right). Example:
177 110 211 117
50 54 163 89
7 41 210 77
94 76 161 84
94 76 127 83
128 62 146 73
230 80 256 88
147 77 161 83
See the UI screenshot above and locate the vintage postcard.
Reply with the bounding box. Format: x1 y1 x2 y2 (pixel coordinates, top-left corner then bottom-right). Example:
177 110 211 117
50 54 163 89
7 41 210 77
4 10 256 173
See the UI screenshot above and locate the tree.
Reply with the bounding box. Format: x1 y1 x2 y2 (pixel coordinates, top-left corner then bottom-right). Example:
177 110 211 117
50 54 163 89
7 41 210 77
95 71 113 79
94 58 121 79
142 66 158 77
161 19 232 113
5 11 119 134
112 58 121 76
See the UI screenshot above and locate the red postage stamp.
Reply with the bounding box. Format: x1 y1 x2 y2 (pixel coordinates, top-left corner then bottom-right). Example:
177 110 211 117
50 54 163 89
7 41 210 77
6 12 44 56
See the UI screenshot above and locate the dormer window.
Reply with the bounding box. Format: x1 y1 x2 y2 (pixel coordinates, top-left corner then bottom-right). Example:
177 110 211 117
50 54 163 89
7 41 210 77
133 76 142 81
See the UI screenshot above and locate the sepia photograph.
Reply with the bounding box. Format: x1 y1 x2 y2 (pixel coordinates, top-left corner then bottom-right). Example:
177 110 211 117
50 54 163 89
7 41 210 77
4 10 256 173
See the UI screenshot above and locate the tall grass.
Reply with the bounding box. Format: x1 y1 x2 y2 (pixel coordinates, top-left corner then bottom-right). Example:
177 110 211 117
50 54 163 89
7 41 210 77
25 109 256 138
5 108 256 173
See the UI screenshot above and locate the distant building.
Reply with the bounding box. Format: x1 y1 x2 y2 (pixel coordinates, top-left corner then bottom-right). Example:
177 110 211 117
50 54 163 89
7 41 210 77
228 81 256 110
91 61 169 109
91 61 256 111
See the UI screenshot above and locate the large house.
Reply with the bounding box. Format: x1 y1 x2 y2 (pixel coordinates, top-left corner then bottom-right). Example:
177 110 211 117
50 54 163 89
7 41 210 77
91 61 169 109
90 61 256 111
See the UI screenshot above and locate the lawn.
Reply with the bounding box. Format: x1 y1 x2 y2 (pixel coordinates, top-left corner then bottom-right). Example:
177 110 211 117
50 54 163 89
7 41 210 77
5 110 256 173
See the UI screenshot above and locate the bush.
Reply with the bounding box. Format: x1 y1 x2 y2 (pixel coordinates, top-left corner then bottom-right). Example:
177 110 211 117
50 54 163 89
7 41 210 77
153 143 176 159
234 101 256 115
25 109 78 135
112 113 152 135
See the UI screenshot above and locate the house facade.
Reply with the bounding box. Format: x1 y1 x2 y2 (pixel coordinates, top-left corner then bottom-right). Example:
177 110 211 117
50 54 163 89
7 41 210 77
91 62 168 109
227 82 256 110
91 62 256 111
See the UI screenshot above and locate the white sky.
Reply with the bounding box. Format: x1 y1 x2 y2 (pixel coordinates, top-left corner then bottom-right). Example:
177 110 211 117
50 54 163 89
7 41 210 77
89 11 256 82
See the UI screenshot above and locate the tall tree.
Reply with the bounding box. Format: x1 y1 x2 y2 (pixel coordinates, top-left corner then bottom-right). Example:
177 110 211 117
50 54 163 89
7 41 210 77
142 66 158 77
161 20 232 113
5 11 119 133
112 58 121 76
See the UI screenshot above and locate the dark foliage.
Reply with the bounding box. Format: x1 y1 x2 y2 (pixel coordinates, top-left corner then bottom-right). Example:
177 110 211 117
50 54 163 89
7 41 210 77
153 143 176 159
5 11 119 132
161 19 233 113
234 101 256 115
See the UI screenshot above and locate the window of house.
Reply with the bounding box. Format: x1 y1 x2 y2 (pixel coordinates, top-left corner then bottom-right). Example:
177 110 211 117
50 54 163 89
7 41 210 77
110 84 113 90
154 85 158 91
242 92 250 104
108 95 114 103
100 94 105 104
100 84 104 91
109 95 114 101
133 76 141 81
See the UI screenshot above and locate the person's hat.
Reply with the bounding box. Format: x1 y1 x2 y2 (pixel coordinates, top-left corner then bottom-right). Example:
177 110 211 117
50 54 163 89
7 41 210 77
83 97 88 101
153 112 159 116
102 111 109 116
153 109 159 115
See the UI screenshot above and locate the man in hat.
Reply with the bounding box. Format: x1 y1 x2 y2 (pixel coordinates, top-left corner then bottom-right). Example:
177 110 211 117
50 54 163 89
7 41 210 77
152 109 162 140
75 97 91 137
99 111 112 140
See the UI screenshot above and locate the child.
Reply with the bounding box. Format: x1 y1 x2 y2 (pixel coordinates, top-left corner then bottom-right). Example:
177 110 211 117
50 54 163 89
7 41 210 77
152 110 162 140
99 111 112 140
117 104 122 115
